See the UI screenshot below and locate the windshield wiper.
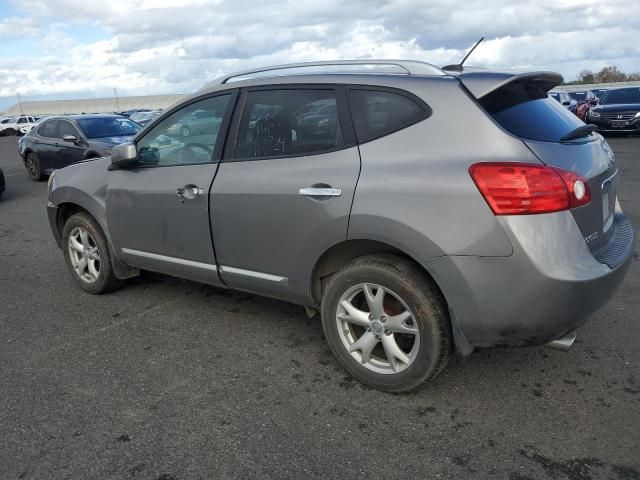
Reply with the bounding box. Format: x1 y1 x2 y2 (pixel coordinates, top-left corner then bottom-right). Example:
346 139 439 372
560 124 598 142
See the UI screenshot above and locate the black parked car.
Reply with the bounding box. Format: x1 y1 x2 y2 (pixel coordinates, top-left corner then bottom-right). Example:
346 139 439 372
586 87 640 133
18 115 141 181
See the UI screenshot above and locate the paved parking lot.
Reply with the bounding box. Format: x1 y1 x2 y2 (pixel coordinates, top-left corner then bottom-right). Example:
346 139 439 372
0 135 638 480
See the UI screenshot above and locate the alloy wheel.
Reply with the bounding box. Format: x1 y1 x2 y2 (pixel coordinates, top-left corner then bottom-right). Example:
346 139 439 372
26 155 39 179
67 226 101 283
336 283 420 374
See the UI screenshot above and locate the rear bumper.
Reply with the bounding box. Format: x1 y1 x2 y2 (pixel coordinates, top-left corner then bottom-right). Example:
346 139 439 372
425 210 635 349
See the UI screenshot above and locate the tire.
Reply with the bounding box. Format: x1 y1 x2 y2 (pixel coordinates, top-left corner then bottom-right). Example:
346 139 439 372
62 213 122 294
25 152 45 181
321 254 452 393
181 125 191 137
5 128 16 136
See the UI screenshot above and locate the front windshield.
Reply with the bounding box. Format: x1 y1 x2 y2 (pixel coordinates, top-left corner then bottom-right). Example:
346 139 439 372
599 88 640 105
76 117 141 138
2 117 16 123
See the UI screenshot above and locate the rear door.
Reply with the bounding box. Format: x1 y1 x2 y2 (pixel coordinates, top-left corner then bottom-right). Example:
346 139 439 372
106 91 237 285
210 86 360 303
34 119 60 169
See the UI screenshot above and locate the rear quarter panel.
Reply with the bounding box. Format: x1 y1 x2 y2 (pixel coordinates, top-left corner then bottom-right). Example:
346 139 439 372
348 76 541 259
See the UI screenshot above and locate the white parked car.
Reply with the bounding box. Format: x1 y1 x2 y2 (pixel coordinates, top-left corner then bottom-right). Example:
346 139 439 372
18 116 49 135
0 115 37 136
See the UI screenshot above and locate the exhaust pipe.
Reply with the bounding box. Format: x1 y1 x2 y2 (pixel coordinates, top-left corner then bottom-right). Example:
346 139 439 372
546 331 577 351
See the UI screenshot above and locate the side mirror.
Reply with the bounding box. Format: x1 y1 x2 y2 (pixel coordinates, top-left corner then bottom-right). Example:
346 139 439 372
62 134 78 143
109 142 139 169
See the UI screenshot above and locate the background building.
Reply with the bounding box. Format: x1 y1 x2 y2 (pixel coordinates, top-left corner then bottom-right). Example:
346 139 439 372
2 94 185 116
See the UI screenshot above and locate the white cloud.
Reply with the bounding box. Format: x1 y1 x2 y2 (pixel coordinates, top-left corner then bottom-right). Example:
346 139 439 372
1 0 639 99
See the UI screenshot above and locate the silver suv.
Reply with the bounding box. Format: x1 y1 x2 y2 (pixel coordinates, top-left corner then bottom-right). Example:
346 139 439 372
47 60 635 392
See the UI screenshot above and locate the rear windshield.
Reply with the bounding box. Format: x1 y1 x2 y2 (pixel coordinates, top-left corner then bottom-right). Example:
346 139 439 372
568 91 586 101
480 81 585 142
599 88 640 105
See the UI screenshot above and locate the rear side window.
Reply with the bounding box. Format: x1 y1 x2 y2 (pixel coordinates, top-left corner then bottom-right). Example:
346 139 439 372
480 82 584 142
349 89 428 143
234 89 343 159
39 120 58 138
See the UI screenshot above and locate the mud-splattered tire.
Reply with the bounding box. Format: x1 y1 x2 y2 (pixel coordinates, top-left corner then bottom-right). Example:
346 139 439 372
321 254 452 393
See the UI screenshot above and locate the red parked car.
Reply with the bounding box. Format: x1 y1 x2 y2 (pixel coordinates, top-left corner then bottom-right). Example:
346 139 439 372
568 90 598 121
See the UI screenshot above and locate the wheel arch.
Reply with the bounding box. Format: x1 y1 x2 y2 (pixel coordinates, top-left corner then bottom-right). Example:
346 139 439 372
309 238 472 358
55 200 139 280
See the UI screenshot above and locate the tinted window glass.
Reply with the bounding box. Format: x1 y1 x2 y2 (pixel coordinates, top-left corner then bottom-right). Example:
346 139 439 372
480 82 584 142
136 94 230 166
349 89 427 143
76 117 140 139
600 88 640 105
235 89 342 159
549 93 560 102
59 121 80 138
17 117 27 124
39 120 58 138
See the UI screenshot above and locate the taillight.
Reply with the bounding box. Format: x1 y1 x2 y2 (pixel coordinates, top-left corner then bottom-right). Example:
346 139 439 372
469 162 591 215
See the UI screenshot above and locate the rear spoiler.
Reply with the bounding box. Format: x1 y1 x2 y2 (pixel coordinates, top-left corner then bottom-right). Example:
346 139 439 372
457 71 563 99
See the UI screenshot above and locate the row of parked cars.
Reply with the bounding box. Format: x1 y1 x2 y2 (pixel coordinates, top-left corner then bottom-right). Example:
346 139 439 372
549 86 640 133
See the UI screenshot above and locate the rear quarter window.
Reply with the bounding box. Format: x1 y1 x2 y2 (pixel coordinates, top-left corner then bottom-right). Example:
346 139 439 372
349 89 429 143
480 82 584 142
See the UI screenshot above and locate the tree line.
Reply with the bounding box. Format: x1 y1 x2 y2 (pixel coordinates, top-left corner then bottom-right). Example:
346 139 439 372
563 66 640 85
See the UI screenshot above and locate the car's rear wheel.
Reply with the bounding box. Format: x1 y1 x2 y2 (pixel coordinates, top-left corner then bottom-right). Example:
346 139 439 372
62 213 122 294
321 254 452 392
4 128 16 136
25 152 45 181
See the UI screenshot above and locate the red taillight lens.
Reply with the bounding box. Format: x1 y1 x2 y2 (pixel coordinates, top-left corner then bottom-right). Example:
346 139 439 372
469 162 591 215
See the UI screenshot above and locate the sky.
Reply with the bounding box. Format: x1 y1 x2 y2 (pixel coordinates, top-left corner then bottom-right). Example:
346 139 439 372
0 0 639 111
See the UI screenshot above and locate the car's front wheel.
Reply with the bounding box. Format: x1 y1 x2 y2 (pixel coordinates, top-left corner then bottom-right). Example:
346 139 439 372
321 254 452 392
62 213 122 294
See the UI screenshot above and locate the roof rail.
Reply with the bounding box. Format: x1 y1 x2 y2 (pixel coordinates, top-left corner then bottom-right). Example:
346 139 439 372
205 60 446 87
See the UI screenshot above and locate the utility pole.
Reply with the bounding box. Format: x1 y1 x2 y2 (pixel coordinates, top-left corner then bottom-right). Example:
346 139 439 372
114 88 120 112
16 93 24 115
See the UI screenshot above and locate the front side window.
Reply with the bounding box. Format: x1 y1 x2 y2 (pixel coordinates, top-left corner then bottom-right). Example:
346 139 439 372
59 121 81 139
76 117 141 139
234 89 343 159
349 89 428 143
136 94 231 166
39 120 59 138
17 117 27 124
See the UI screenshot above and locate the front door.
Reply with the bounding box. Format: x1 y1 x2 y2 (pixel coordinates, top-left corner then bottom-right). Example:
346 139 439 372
211 86 361 303
56 120 86 168
106 91 236 285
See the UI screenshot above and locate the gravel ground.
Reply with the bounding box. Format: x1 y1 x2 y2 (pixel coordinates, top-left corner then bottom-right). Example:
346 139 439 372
0 135 638 480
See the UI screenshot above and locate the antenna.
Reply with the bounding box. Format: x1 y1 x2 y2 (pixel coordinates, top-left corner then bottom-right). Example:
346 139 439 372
443 37 484 72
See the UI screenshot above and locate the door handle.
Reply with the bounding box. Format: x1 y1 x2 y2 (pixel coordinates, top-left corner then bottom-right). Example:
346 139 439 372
177 185 203 203
299 187 342 197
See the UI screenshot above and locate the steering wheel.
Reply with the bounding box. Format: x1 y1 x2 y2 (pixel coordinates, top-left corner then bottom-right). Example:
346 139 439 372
178 142 213 163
